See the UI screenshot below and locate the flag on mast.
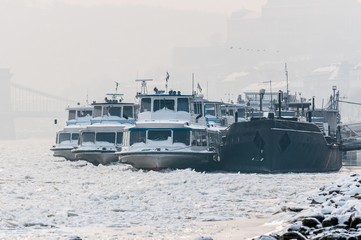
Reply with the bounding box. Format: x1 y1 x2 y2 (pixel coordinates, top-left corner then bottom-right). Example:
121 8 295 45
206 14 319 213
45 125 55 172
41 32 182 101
197 82 202 93
165 72 170 92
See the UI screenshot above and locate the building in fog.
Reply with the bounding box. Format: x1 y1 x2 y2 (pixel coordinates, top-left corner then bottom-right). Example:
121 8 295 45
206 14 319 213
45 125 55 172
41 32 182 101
171 0 361 115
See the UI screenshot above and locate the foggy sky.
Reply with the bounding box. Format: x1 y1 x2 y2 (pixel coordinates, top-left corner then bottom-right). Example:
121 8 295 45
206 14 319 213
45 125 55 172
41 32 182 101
0 0 265 103
1 0 360 108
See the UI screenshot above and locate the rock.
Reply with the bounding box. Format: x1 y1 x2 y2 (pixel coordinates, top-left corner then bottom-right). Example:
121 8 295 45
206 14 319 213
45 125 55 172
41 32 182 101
311 196 326 204
288 221 302 232
337 213 352 226
258 235 278 240
309 212 325 223
280 231 307 240
319 233 348 240
321 206 335 215
302 217 321 228
68 236 82 240
322 216 338 227
194 236 213 240
350 214 361 228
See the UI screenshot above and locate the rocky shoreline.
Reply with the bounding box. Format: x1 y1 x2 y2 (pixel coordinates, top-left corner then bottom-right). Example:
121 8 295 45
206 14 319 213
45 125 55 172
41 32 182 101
258 173 361 239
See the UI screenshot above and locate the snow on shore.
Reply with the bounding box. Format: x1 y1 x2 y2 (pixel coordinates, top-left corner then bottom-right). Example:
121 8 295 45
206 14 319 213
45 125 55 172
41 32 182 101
0 139 359 239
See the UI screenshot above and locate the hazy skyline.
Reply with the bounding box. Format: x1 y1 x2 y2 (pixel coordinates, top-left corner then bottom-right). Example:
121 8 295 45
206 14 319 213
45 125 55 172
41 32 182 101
1 0 360 108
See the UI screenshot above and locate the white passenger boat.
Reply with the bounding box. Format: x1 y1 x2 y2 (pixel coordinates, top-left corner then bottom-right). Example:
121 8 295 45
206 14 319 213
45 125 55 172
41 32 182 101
50 104 93 161
116 79 224 171
72 124 127 165
72 91 136 165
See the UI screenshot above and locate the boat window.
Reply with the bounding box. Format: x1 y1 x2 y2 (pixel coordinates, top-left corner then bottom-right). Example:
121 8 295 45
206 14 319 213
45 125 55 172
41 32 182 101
105 106 122 117
93 106 102 117
130 130 146 145
55 133 58 144
96 132 116 143
123 106 133 118
237 108 246 118
77 110 92 118
193 102 203 115
208 131 221 148
147 130 171 141
82 132 95 143
205 104 216 116
59 133 71 143
191 129 207 146
72 133 79 141
177 98 189 112
116 132 123 144
141 98 151 112
154 99 175 111
68 110 76 120
173 130 190 145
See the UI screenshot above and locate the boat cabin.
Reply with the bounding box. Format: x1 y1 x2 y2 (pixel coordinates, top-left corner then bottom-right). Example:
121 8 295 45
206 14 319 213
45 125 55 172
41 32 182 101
66 105 93 126
78 125 124 149
193 95 226 127
122 124 209 151
137 90 193 122
55 126 85 146
91 94 136 124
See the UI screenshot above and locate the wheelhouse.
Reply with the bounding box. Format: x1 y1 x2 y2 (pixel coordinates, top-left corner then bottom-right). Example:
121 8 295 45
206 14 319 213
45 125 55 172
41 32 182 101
55 131 80 145
79 130 123 146
66 105 93 126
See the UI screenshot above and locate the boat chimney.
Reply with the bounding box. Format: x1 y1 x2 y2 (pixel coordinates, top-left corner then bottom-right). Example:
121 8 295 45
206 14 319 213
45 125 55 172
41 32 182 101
312 96 315 111
259 89 265 112
278 90 282 118
234 111 238 123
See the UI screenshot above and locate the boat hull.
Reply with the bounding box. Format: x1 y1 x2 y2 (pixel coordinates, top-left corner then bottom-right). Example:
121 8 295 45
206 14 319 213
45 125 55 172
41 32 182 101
220 119 342 173
51 147 77 161
118 151 219 171
73 150 118 166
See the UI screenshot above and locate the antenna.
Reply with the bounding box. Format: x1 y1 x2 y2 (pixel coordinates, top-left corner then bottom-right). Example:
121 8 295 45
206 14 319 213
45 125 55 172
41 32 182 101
192 73 195 95
114 81 119 94
285 63 289 109
135 79 153 94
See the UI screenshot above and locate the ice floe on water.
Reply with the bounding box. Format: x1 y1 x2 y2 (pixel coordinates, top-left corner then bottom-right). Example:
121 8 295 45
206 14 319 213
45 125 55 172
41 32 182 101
1 138 360 239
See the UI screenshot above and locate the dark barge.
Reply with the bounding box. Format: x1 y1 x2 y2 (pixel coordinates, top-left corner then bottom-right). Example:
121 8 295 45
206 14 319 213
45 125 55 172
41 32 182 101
219 118 342 173
219 87 342 173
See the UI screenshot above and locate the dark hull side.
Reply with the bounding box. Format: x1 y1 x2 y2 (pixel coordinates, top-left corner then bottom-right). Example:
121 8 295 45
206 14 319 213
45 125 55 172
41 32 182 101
220 119 342 173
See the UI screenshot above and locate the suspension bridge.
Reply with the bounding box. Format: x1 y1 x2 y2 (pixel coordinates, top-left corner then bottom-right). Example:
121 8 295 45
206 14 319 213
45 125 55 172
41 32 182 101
0 69 76 139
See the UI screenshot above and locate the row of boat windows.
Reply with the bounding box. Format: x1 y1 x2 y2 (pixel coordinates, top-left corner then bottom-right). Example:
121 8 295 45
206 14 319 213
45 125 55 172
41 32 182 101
125 129 208 146
80 132 123 144
93 106 134 118
57 130 222 147
140 97 223 117
57 132 123 144
140 98 190 112
57 133 79 143
68 110 93 120
67 102 245 121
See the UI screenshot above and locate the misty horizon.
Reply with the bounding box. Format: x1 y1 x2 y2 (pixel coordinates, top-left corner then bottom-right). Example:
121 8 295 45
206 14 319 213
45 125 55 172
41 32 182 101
1 0 361 138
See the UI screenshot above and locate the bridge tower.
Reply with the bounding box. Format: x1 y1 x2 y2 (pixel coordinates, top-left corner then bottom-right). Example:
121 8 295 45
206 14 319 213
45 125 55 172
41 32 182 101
0 68 15 139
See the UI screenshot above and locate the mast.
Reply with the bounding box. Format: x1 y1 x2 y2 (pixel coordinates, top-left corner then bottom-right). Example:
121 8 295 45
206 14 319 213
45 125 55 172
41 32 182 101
192 73 195 95
285 63 289 109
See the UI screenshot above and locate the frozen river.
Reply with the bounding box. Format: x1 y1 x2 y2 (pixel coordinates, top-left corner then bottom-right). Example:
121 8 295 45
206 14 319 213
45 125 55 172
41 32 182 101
0 138 359 239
